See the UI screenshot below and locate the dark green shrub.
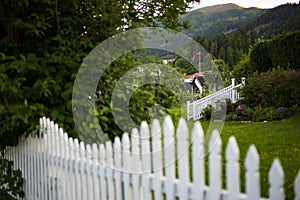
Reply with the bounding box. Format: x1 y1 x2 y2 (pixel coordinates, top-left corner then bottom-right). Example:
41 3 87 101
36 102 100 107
241 69 300 109
249 31 300 73
0 158 24 200
274 107 293 120
201 105 213 120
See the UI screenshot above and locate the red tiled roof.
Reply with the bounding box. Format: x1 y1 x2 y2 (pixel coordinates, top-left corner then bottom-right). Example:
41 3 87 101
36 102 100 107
186 72 203 78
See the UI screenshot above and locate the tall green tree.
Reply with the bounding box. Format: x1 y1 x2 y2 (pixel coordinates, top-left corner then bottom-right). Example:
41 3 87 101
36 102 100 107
0 0 199 148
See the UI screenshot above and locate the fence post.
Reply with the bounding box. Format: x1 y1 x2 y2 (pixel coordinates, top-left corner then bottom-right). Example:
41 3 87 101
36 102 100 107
241 77 246 86
231 78 236 102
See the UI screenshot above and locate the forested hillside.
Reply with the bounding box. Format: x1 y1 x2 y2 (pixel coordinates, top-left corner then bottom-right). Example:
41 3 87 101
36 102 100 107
180 3 300 70
181 3 264 38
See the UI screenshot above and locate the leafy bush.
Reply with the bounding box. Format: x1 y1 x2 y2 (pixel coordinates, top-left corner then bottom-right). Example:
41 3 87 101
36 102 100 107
0 158 24 200
201 105 213 120
225 113 238 121
274 107 293 120
241 69 300 109
252 106 275 122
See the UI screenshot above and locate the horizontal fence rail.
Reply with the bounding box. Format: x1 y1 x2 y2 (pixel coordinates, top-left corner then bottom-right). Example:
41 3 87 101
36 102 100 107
187 77 245 120
4 116 300 200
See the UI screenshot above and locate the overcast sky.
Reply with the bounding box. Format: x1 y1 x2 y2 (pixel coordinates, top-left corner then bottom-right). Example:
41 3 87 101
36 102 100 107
189 0 299 10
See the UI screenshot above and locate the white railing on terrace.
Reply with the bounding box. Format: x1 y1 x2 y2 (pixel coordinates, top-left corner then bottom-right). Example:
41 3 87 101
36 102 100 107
3 116 300 200
187 77 246 120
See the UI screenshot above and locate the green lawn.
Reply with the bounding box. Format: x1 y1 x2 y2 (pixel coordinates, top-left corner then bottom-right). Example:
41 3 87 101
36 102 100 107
196 112 300 200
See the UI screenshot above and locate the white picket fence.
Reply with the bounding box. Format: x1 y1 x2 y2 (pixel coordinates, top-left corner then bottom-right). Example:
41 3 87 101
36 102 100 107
187 78 245 120
4 116 300 200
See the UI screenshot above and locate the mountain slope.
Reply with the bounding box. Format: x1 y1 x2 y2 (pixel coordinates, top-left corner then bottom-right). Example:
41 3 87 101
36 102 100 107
181 3 265 38
245 3 300 37
181 3 300 39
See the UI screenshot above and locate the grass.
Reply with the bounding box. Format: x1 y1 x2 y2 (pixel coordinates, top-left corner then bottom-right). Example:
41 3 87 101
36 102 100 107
195 111 300 200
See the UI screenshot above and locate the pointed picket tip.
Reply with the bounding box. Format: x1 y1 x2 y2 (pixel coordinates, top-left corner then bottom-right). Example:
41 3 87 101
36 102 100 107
106 141 113 165
208 129 222 153
131 127 139 137
92 143 99 160
80 141 86 156
114 137 121 151
131 127 139 145
152 118 161 138
106 141 113 153
86 144 92 159
269 159 284 184
99 143 106 161
140 121 150 138
176 118 188 140
295 169 300 198
226 136 239 161
122 132 130 150
245 145 259 169
163 115 174 137
192 121 204 140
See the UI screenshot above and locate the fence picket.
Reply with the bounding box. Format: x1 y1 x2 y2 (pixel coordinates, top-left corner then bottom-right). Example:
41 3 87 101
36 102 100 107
106 141 114 200
131 128 142 200
191 121 205 200
245 145 260 200
114 138 122 200
63 133 70 200
3 116 300 200
92 143 100 200
79 141 87 200
207 130 222 200
226 136 240 200
295 170 300 200
99 144 107 200
73 139 80 200
151 119 163 199
46 118 54 200
122 133 131 200
177 118 189 199
140 121 151 200
269 159 284 200
163 116 176 200
86 144 93 200
68 137 76 200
